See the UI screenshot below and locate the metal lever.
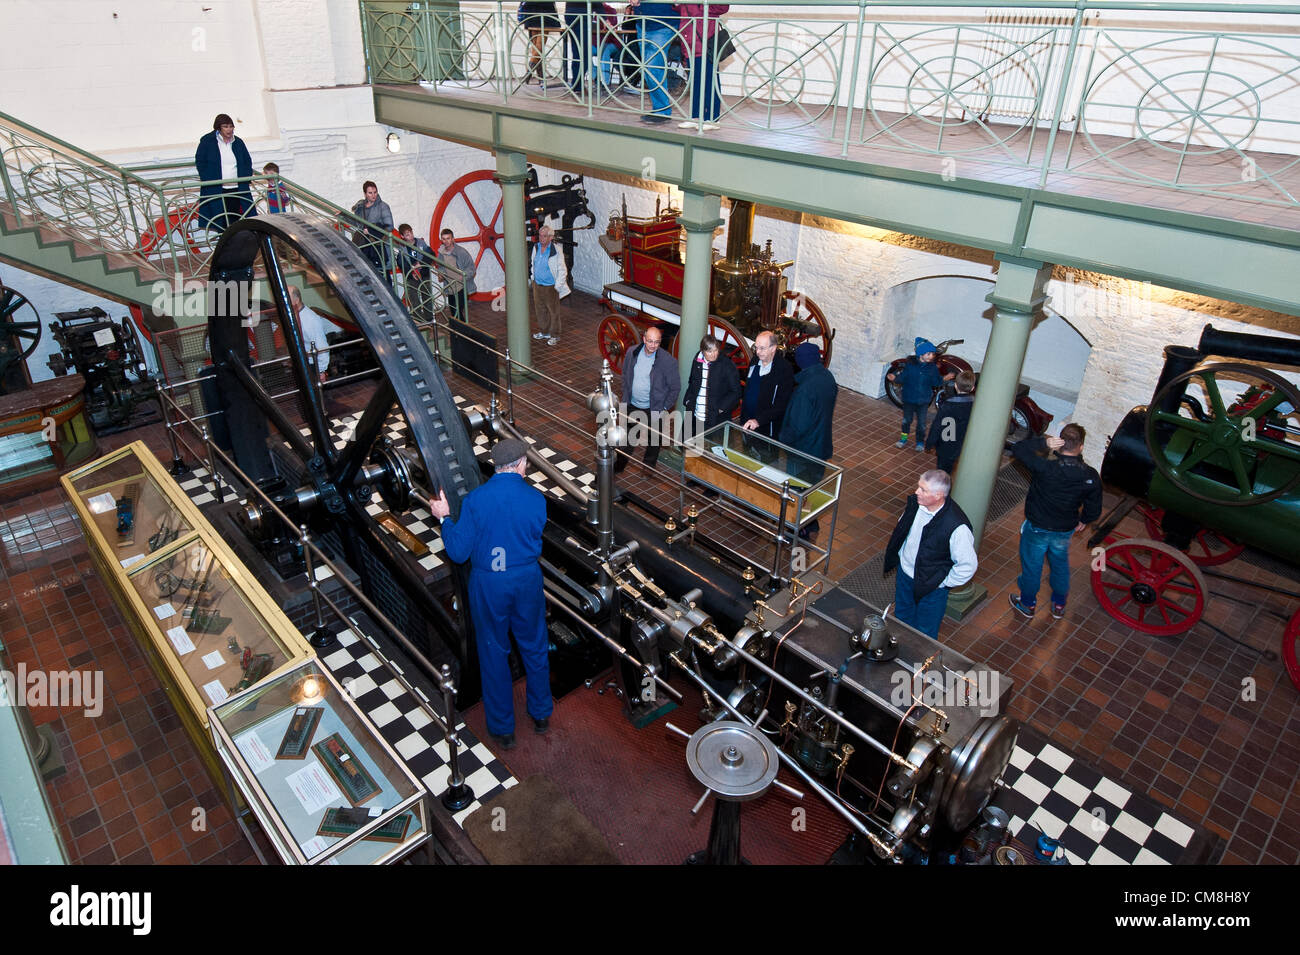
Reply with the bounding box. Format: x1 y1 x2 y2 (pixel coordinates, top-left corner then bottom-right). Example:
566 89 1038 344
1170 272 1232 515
665 723 715 815
771 778 805 800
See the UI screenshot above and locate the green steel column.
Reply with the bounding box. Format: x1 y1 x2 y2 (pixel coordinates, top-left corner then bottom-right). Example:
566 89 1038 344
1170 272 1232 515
497 150 531 367
946 257 1052 621
953 256 1053 544
675 191 723 405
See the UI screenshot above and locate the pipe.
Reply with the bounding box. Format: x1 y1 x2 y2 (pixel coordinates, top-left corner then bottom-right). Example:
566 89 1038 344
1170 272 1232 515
1199 324 1300 368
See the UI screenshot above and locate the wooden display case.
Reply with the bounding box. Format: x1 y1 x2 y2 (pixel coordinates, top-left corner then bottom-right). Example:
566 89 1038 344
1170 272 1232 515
62 442 315 789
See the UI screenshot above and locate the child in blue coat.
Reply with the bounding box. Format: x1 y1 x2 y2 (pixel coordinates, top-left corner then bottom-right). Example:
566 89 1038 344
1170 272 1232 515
887 337 951 450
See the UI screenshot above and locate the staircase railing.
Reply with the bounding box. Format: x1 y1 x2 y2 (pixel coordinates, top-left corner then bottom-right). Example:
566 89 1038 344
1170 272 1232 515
0 110 464 310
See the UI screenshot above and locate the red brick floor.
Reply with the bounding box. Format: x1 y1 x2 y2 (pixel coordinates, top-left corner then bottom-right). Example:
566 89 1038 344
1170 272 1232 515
3 290 1297 865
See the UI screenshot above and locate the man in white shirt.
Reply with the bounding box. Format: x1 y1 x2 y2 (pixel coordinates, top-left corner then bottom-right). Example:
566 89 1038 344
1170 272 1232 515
288 286 332 381
528 225 570 345
882 469 977 639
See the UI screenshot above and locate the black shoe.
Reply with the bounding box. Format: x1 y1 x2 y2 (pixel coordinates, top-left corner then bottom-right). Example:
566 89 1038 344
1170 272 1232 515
533 717 550 735
490 732 516 750
640 113 672 125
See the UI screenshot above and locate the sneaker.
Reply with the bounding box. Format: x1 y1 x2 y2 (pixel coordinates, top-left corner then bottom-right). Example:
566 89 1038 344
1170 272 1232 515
532 331 547 340
1008 594 1036 619
895 438 909 449
1050 601 1065 619
534 717 550 735
490 732 516 750
641 113 672 125
546 335 559 346
678 121 698 129
914 443 925 452
700 123 719 132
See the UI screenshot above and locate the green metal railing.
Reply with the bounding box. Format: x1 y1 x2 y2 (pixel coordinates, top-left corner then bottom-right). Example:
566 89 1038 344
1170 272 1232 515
0 110 464 313
360 1 1300 207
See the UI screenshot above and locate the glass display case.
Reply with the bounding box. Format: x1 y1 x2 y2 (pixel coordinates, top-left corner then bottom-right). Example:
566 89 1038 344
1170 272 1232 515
679 421 842 576
209 659 429 864
681 421 841 523
63 442 314 749
0 376 97 496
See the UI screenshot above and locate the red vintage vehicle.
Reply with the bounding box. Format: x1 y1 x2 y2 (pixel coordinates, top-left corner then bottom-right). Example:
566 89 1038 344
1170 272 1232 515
596 198 833 375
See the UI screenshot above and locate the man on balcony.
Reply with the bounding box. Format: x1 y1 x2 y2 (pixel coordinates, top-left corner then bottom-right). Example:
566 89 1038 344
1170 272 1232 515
195 113 254 235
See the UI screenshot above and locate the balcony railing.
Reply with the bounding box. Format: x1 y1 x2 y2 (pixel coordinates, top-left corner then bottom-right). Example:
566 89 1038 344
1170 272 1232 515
360 1 1300 208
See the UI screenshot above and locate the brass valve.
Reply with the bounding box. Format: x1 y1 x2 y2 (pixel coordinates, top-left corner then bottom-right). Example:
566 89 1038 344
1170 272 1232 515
836 743 854 779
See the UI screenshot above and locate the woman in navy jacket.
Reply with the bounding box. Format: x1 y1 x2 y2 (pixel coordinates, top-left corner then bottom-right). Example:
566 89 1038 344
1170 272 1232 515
195 113 253 233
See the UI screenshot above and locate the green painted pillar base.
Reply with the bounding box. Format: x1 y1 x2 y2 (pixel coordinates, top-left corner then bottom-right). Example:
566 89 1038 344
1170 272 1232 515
675 191 724 406
944 581 988 621
497 150 531 368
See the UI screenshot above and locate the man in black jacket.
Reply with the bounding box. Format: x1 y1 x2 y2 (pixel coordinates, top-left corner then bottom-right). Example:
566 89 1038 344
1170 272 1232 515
683 335 741 443
925 370 975 475
883 470 978 638
740 331 794 445
1008 423 1104 620
618 325 680 470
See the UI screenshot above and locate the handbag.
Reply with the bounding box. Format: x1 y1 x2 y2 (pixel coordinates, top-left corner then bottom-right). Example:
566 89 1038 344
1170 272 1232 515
715 23 736 65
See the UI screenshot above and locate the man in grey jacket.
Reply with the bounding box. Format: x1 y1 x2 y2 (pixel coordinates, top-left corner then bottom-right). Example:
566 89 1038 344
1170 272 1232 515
436 228 477 323
617 325 680 471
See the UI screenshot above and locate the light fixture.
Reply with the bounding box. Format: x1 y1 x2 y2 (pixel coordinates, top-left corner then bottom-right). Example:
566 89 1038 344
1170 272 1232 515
291 672 327 704
386 131 401 153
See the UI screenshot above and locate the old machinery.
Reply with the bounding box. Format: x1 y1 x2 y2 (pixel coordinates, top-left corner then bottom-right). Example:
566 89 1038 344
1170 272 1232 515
1093 324 1300 689
597 198 833 374
430 165 595 300
200 210 1018 860
46 307 157 431
0 282 42 393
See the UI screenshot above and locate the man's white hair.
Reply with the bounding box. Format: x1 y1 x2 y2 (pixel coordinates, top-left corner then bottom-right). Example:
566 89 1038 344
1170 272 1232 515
920 469 950 496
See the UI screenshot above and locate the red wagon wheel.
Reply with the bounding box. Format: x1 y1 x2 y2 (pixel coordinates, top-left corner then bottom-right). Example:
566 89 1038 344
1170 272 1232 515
1284 607 1300 693
1137 504 1244 567
598 313 642 374
706 314 752 378
781 291 834 365
138 204 205 258
1091 538 1207 637
430 169 503 302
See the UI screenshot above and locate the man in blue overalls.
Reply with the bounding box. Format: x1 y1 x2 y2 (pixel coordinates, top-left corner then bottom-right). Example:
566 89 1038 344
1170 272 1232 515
430 438 553 749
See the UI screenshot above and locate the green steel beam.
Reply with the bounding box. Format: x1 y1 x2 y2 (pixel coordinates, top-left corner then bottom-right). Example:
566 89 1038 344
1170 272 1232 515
373 88 1300 318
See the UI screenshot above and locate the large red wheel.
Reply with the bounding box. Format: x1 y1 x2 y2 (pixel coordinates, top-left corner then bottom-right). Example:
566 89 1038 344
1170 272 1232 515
1283 608 1300 693
1091 538 1207 637
138 204 204 258
598 313 641 374
781 291 834 365
431 170 503 302
1137 504 1244 567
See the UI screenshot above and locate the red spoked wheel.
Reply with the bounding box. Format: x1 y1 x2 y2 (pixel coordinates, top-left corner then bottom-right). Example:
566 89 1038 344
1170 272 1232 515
138 204 204 257
1091 538 1207 637
431 170 503 302
598 313 642 374
1137 504 1245 567
1283 608 1300 693
706 314 752 378
780 291 834 365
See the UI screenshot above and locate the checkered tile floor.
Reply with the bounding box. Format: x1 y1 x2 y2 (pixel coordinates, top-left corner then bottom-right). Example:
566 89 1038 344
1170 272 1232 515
175 402 1211 863
995 724 1210 865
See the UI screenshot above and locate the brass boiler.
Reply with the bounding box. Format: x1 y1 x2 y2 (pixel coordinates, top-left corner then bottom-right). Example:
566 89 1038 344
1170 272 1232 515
710 200 793 331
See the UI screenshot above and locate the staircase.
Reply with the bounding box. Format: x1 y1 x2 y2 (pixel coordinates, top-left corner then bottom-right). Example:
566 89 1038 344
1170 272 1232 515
0 110 454 322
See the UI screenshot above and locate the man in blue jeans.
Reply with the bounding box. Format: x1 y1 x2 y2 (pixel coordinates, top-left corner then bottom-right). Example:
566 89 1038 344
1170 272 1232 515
1008 423 1103 620
631 0 678 124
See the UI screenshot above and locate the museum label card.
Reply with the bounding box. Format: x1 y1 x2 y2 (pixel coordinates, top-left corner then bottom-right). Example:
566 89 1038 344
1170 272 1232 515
120 553 146 569
286 763 342 815
87 493 117 514
237 730 275 774
153 602 177 620
201 650 224 670
165 626 194 655
202 680 229 705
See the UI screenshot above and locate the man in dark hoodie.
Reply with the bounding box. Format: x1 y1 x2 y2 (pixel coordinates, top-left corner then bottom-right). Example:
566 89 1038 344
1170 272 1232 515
925 369 975 475
780 342 837 536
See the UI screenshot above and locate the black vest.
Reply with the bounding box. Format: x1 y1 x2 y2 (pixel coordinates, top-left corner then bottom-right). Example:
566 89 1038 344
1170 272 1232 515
883 495 972 599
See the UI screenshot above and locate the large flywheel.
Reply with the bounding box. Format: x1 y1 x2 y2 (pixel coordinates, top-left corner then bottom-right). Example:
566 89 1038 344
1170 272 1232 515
0 282 42 393
431 170 504 302
205 212 486 691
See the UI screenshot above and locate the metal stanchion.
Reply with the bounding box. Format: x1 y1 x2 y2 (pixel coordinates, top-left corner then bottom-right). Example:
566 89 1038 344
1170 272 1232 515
201 424 224 504
156 382 187 475
439 664 475 812
300 524 337 651
504 347 515 424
